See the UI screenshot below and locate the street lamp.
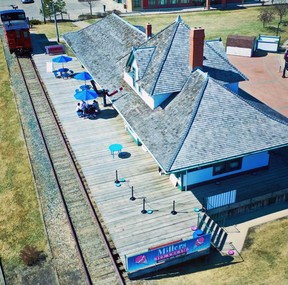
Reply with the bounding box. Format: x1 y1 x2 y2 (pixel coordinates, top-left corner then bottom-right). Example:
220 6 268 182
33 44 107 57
47 1 60 42
52 2 60 43
40 0 46 24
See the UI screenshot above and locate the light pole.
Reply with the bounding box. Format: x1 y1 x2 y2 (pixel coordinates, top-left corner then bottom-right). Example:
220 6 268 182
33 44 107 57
52 2 60 43
40 0 46 24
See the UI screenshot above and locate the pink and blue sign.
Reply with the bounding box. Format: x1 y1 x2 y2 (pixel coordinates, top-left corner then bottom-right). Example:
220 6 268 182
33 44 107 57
126 233 211 272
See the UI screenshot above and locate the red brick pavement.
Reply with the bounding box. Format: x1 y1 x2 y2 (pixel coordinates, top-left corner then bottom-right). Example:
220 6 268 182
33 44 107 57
228 53 288 117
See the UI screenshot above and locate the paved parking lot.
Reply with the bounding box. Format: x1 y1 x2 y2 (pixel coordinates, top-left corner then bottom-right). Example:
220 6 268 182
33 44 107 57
228 52 288 117
0 0 125 20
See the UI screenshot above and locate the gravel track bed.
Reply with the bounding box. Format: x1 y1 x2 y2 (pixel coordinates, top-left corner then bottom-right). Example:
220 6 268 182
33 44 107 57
16 57 124 284
8 54 88 284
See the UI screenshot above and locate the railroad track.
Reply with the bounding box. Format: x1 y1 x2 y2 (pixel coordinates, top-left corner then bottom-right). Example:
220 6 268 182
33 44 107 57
16 55 128 285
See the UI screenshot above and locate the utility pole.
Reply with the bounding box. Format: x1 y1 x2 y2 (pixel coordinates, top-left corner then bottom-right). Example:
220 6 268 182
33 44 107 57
52 2 60 42
40 0 46 24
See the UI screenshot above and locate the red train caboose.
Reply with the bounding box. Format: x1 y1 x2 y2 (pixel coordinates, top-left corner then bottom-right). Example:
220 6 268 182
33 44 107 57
0 9 32 54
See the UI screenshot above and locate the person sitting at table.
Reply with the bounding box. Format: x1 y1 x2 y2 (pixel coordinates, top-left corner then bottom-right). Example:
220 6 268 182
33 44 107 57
80 100 87 113
92 100 100 113
75 103 84 117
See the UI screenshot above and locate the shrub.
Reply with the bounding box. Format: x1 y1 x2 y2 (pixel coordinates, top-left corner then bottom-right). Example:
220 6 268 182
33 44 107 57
107 9 122 16
78 13 105 20
20 245 42 266
29 19 42 26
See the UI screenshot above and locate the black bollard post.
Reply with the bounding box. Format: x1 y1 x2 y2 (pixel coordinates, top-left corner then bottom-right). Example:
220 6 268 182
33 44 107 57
282 51 288 78
115 170 120 184
141 198 147 214
130 186 136 201
171 200 177 215
282 64 286 78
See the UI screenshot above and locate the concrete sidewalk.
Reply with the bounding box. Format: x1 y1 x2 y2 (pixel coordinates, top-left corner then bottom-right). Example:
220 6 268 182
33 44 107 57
224 203 288 253
229 52 288 118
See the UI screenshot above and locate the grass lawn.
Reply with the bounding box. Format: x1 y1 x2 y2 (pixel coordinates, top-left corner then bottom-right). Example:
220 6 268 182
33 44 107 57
30 21 80 41
124 7 288 45
0 44 47 274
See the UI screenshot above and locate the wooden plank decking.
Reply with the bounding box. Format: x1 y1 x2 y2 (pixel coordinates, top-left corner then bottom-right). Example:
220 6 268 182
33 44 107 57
33 54 202 266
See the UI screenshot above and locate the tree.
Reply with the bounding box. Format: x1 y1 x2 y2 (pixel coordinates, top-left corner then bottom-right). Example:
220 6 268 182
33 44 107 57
273 0 288 35
40 0 67 22
273 0 288 23
78 0 98 15
258 8 275 27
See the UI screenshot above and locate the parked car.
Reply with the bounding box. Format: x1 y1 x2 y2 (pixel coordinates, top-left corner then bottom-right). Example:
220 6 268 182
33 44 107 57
21 0 34 3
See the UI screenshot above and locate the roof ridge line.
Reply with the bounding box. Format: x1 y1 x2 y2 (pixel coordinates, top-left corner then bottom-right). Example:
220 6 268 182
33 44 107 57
149 22 181 96
205 41 248 81
111 13 146 36
167 71 209 171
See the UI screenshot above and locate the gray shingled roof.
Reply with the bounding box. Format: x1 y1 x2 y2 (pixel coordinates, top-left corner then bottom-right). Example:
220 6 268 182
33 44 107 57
136 19 191 95
63 14 147 90
169 72 288 171
133 47 155 79
131 17 247 96
63 14 288 173
111 69 288 172
202 40 248 84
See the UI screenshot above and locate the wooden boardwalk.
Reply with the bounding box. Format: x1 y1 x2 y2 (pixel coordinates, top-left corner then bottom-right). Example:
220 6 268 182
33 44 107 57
33 54 202 266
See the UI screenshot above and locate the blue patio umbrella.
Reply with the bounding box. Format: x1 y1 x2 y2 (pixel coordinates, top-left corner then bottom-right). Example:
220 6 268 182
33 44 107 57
73 71 93 85
74 89 98 101
52 55 72 68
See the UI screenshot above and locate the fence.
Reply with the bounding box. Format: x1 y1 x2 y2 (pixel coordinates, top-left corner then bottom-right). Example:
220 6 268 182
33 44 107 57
207 188 288 221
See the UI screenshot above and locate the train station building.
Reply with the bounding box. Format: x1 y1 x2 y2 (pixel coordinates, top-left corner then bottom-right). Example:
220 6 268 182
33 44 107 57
59 13 288 276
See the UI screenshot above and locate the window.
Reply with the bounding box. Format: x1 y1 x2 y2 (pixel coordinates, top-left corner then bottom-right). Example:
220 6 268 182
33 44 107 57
213 158 242 176
180 0 189 3
133 0 141 7
159 0 167 5
148 0 156 5
171 0 178 4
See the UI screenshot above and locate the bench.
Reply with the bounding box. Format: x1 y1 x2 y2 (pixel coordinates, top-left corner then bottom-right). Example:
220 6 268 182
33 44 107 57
45 45 65 55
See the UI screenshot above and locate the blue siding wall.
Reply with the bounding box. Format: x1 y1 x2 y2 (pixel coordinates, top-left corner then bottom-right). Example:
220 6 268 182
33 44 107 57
180 151 269 187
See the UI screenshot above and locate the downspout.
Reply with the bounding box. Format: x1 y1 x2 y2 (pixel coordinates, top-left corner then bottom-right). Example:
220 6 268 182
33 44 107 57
185 170 188 191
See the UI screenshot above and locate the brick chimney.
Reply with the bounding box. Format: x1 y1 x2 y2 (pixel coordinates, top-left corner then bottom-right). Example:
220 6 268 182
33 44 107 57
189 28 205 69
146 23 152 39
